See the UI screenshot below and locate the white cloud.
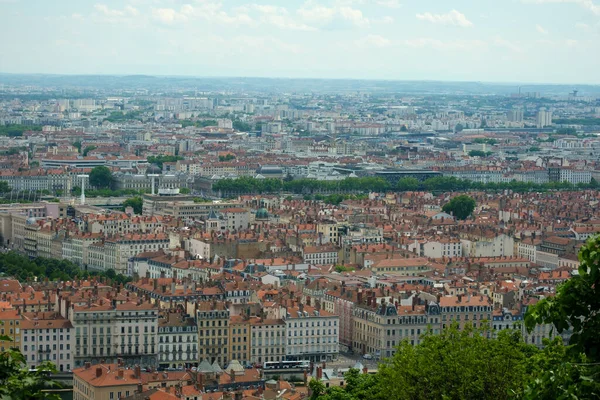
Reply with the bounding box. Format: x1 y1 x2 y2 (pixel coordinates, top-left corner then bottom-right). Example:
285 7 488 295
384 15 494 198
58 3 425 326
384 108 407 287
522 0 600 15
339 6 370 26
356 34 392 47
536 24 549 34
297 5 369 27
251 4 289 14
71 13 84 20
376 0 402 8
297 6 338 24
94 4 139 18
416 10 473 28
152 8 188 24
403 38 486 50
493 37 524 53
575 22 592 31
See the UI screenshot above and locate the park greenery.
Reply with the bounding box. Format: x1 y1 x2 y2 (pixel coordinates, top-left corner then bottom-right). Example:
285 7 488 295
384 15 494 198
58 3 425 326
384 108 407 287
122 196 143 214
553 118 600 126
310 236 600 399
213 175 600 196
89 166 113 189
0 124 42 137
0 251 132 285
218 154 236 162
147 155 184 169
104 110 143 122
71 187 147 198
442 195 476 220
181 119 218 128
468 150 493 157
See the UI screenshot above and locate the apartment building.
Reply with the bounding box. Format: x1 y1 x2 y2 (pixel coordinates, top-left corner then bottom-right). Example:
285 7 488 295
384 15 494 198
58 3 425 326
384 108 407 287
157 311 198 369
21 312 74 372
228 315 251 365
302 245 339 265
67 298 159 368
422 238 462 259
196 301 229 366
249 317 285 364
87 233 170 274
0 308 21 352
284 304 339 362
62 233 104 267
439 294 493 330
352 300 441 359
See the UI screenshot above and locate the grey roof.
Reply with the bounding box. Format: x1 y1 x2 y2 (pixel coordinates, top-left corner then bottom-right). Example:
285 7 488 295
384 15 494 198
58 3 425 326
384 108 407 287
211 360 223 373
197 359 214 373
224 359 245 374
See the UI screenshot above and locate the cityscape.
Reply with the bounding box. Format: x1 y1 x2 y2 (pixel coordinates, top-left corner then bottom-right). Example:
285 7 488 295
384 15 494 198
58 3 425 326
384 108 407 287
1 1 600 400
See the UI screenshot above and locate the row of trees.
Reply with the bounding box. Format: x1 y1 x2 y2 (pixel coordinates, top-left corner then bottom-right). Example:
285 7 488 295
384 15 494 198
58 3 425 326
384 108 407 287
0 251 131 285
311 235 600 399
213 175 600 195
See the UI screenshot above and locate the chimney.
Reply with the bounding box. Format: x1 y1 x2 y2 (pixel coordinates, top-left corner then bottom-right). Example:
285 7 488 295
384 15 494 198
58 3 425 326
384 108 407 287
96 367 103 378
230 369 235 383
134 365 141 379
118 368 124 379
85 362 91 370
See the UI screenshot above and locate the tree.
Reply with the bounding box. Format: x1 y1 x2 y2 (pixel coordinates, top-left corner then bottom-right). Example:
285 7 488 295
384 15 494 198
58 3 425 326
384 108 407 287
72 141 82 153
524 235 600 398
455 123 464 132
0 348 60 399
122 196 143 214
442 195 476 220
397 177 420 191
89 166 113 189
525 235 600 361
179 188 191 194
376 324 536 400
83 145 97 156
468 150 491 157
528 146 541 152
0 181 10 193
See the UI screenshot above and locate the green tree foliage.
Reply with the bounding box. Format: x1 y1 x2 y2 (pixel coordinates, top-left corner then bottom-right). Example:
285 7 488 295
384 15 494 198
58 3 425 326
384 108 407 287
528 146 541 152
523 236 600 398
0 124 42 137
72 141 82 152
442 194 476 220
146 155 183 169
376 325 535 400
0 181 10 193
397 177 420 191
89 166 113 189
104 111 142 122
0 348 60 399
556 127 577 135
553 118 600 126
82 145 97 156
526 235 600 360
122 196 143 214
218 154 236 162
468 150 492 157
232 120 252 131
179 187 191 194
0 251 131 284
473 138 498 145
212 175 598 196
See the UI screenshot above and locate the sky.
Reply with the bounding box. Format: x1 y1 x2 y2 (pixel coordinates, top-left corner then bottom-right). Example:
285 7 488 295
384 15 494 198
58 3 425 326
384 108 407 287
0 0 599 84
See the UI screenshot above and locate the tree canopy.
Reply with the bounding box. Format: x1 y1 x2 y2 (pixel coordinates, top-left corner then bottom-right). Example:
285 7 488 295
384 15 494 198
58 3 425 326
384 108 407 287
146 155 183 169
89 166 113 189
122 196 143 214
442 195 476 220
0 348 60 399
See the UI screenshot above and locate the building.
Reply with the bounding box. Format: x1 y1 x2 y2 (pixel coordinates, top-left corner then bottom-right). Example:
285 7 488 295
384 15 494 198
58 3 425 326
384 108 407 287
439 294 493 330
249 317 286 365
228 315 251 366
0 308 21 353
284 304 338 362
157 311 199 369
302 245 339 265
196 301 230 366
536 108 553 128
21 312 74 372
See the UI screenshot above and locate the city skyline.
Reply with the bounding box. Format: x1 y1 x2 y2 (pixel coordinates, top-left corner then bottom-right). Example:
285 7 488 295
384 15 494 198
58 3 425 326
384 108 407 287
1 0 599 84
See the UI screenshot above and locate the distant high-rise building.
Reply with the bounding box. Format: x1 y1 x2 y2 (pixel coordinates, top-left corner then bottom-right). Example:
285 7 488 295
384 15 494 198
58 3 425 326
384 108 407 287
507 108 523 122
536 108 553 128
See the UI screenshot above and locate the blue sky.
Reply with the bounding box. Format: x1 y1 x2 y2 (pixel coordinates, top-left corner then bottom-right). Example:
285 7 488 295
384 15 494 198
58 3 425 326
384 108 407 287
1 0 599 83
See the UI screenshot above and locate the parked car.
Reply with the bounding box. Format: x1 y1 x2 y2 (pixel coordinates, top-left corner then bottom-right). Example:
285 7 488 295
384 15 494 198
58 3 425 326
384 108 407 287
362 354 373 360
